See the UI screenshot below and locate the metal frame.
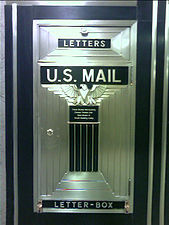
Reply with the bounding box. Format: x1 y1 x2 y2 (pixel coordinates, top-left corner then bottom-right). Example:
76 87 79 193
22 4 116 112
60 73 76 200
147 2 158 225
129 20 137 213
36 20 136 27
33 19 40 213
6 1 166 225
12 3 18 225
159 1 169 225
6 1 137 7
33 19 137 214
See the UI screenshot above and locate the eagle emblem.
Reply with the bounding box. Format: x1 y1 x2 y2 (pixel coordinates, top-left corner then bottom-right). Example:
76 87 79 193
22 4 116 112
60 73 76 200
47 84 107 105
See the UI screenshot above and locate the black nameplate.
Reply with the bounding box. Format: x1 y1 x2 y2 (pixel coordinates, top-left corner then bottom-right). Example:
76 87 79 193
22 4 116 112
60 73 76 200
69 106 98 123
42 200 125 209
58 39 111 48
41 66 128 85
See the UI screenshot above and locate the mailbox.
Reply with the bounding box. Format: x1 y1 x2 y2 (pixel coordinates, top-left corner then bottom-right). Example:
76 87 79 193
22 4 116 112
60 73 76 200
33 20 137 213
5 2 168 225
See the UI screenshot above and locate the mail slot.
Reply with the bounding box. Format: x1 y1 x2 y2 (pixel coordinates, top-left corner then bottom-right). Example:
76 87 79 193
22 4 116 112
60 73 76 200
33 20 136 213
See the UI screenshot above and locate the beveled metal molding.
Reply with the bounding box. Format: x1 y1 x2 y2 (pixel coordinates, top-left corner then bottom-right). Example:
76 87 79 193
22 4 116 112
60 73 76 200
33 20 41 213
12 3 18 225
147 1 158 225
159 1 169 225
36 19 136 27
5 1 137 7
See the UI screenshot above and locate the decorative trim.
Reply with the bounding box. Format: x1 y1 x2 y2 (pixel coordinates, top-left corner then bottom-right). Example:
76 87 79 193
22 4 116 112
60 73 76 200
159 1 169 225
147 1 158 225
5 1 137 7
12 3 18 225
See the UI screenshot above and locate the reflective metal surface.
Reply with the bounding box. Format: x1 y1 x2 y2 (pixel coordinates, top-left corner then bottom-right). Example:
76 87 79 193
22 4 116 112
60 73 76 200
147 2 158 225
99 88 131 197
159 2 169 225
33 19 137 213
6 1 137 7
12 4 18 225
41 172 127 213
41 26 130 59
37 19 136 27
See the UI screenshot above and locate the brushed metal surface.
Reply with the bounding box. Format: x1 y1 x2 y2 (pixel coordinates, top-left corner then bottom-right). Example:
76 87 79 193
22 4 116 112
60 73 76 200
99 88 131 197
33 20 137 213
39 88 69 195
41 172 128 213
40 26 130 60
36 19 136 27
42 172 115 200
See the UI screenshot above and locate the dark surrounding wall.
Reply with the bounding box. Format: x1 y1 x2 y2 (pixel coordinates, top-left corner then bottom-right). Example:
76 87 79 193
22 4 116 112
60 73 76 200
0 1 6 225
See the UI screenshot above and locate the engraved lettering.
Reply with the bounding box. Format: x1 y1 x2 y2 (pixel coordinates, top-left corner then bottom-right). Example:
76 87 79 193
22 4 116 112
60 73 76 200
82 40 87 47
108 69 111 82
78 202 82 208
88 40 93 47
76 40 81 47
63 40 68 47
112 69 121 83
96 202 101 208
95 69 106 82
83 69 94 82
84 202 89 208
94 40 99 47
63 69 73 82
58 39 110 48
72 202 76 208
70 40 74 47
108 202 113 208
43 200 120 210
101 40 106 47
66 202 71 208
47 69 57 82
102 202 107 208
60 202 64 208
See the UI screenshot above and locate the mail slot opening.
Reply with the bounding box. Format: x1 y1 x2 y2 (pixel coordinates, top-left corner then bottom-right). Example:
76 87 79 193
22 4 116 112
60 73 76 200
33 20 136 213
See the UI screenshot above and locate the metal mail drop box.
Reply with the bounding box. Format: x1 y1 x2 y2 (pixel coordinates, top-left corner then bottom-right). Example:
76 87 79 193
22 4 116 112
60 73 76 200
33 20 137 213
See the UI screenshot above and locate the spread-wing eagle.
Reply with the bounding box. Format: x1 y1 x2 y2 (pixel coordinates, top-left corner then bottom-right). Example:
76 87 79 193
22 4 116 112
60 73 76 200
60 84 107 105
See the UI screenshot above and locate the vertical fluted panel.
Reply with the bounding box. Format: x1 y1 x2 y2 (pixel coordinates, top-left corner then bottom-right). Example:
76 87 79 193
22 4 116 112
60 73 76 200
69 124 74 171
75 124 80 171
81 125 87 171
99 88 132 197
93 124 99 171
87 125 92 171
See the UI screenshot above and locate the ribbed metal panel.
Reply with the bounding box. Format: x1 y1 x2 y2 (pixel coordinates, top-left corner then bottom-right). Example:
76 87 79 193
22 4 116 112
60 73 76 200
75 124 80 171
81 125 87 171
100 89 131 197
39 87 68 195
87 125 92 171
69 124 99 172
69 124 74 171
93 124 99 171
